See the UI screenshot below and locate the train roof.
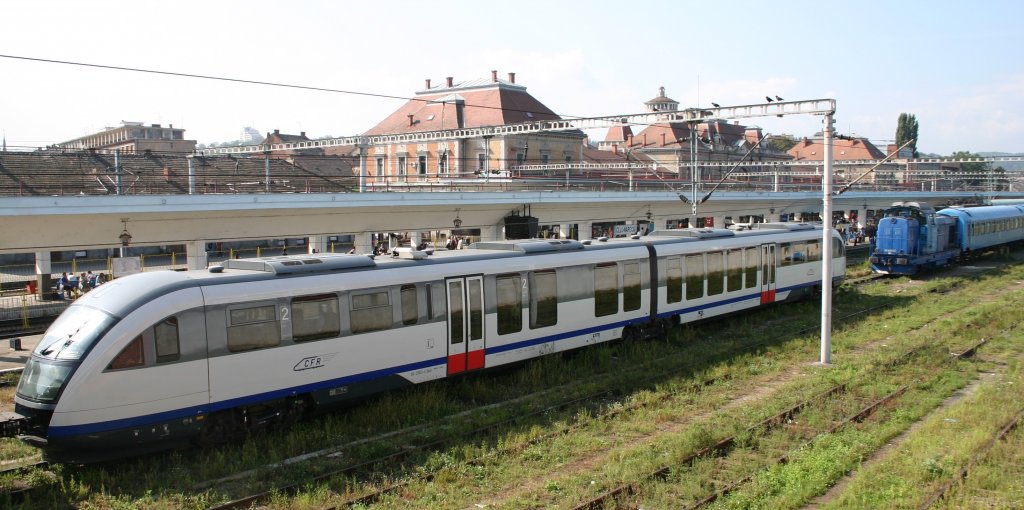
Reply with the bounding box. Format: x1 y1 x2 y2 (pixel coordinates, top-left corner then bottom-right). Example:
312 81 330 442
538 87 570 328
69 223 835 318
937 204 1024 221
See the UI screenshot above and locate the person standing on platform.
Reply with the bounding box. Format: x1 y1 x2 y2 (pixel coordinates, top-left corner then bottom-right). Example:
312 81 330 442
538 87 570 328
59 272 70 299
68 273 80 298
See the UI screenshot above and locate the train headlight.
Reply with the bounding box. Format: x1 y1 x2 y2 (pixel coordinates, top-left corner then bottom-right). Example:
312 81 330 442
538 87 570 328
869 256 878 264
896 258 908 265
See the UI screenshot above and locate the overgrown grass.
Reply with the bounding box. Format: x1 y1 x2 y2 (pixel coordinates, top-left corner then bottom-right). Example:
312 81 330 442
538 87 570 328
8 259 1024 508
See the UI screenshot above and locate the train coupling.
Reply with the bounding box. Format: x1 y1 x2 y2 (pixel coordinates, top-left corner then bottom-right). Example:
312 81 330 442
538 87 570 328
17 434 48 448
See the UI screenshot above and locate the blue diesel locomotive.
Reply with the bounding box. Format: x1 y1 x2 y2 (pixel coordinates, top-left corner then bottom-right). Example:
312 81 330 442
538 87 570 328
870 202 1024 275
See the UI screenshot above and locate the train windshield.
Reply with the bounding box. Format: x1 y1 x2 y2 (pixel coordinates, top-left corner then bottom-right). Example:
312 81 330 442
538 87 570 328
16 359 74 403
32 306 116 361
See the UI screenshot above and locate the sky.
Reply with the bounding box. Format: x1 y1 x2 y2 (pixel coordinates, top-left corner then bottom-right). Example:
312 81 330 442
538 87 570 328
2 0 1022 156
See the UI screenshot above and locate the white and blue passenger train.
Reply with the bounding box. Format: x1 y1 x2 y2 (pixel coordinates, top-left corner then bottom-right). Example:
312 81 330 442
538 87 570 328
15 224 845 462
870 202 1024 275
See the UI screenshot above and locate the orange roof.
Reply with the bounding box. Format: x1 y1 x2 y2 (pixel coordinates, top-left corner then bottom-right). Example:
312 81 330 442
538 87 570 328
364 76 562 135
603 123 634 143
787 137 886 161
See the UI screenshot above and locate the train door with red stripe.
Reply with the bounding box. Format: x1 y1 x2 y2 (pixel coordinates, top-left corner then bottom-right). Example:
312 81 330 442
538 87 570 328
760 244 777 304
446 275 485 375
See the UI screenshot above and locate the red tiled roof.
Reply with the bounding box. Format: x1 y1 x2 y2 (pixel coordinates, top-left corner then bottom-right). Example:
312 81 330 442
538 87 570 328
603 124 634 143
787 137 886 161
364 81 562 136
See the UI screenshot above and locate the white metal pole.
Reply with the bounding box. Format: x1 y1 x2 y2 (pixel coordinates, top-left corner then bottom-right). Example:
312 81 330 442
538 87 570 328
358 144 367 193
820 113 834 365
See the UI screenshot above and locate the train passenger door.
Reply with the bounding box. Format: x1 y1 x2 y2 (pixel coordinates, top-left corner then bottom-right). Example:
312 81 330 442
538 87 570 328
760 244 776 304
446 275 486 375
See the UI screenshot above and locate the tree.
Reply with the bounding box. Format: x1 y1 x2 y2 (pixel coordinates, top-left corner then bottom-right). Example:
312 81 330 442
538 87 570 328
895 113 919 157
950 150 990 187
766 135 796 153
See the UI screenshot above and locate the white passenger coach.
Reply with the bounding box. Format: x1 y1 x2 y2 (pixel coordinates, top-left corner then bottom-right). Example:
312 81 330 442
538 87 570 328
15 223 846 462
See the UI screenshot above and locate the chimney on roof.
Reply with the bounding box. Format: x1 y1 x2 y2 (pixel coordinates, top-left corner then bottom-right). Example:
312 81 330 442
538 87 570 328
274 129 280 135
408 114 414 126
508 72 515 84
446 76 453 87
425 78 431 89
491 70 498 83
300 131 306 138
661 133 666 146
613 143 618 155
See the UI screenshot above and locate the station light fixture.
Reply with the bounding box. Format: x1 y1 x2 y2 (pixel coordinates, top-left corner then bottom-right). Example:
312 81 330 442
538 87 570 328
118 218 132 247
453 209 463 229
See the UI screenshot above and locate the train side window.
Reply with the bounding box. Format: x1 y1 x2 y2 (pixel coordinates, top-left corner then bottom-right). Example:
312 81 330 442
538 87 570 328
530 270 558 329
666 256 683 304
594 263 618 317
401 284 418 326
806 240 821 262
780 243 793 266
292 294 340 342
744 247 758 289
350 290 393 334
227 305 281 352
727 250 743 292
109 336 145 370
791 242 807 263
623 262 641 312
154 316 180 362
685 254 704 300
496 273 523 335
833 237 845 258
707 252 724 296
428 283 447 320
469 279 483 341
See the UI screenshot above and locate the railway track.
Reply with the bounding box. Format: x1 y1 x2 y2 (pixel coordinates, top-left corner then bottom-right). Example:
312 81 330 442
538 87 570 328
199 294 906 510
570 335 992 510
1 257 1016 508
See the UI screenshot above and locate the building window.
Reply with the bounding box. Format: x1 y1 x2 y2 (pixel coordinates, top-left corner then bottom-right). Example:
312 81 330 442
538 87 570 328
516 152 525 166
565 155 572 164
397 156 407 177
541 154 550 165
478 153 486 171
375 157 384 176
418 155 427 176
438 153 449 175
